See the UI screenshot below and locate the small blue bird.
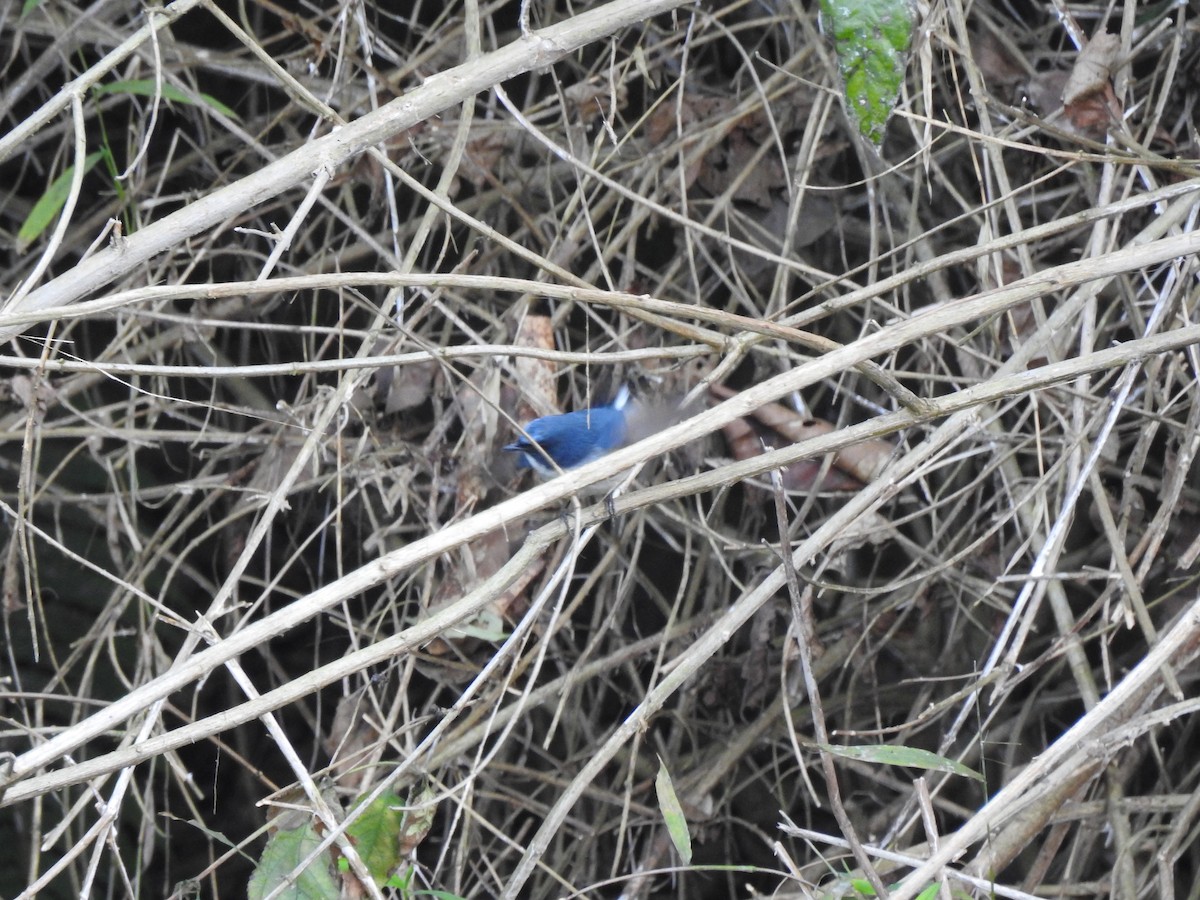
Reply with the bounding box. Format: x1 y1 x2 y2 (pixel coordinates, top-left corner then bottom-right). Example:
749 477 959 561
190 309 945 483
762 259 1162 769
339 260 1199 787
504 386 630 477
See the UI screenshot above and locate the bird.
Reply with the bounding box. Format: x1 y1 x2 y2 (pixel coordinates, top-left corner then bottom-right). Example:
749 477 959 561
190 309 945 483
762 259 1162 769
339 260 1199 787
504 385 631 478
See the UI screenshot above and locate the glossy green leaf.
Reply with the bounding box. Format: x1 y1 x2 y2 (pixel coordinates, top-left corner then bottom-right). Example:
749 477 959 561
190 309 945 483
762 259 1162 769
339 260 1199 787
655 757 692 865
94 78 238 120
819 0 914 148
17 151 104 251
820 743 983 781
246 821 338 900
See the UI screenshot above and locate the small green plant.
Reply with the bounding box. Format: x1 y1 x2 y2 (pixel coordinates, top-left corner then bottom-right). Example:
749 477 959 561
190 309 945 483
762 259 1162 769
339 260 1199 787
16 150 105 250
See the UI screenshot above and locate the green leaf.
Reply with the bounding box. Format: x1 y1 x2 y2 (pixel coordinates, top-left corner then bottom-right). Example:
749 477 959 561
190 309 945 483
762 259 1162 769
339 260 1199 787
819 743 983 781
346 792 405 885
655 757 692 865
247 821 338 900
340 782 439 888
94 78 239 120
17 150 104 251
819 0 914 148
383 866 413 890
444 608 508 642
851 877 943 899
381 861 468 898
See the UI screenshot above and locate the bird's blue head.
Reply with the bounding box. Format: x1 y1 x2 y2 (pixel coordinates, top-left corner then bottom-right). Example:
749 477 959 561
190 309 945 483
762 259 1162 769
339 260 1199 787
504 386 630 478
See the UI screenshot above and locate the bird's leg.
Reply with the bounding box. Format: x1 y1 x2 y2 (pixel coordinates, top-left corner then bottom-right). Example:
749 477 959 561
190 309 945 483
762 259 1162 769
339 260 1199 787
603 483 626 521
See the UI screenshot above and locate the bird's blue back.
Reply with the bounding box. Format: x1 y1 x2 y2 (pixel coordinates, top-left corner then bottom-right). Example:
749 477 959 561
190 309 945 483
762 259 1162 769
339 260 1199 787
505 390 629 476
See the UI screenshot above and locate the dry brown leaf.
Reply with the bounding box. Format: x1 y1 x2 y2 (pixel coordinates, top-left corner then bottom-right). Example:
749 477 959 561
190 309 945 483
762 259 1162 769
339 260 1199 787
323 687 382 790
727 194 839 283
1062 33 1121 107
1024 67 1070 119
381 359 437 414
711 384 893 488
561 77 628 122
1063 85 1120 137
460 129 510 189
647 94 791 203
511 312 558 421
645 92 727 147
970 30 1029 91
716 410 863 493
1061 33 1123 138
454 366 503 512
420 527 546 673
694 106 787 209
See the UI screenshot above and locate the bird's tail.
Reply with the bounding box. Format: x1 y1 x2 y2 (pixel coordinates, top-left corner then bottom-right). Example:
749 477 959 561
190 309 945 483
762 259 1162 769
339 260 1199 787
611 384 631 410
